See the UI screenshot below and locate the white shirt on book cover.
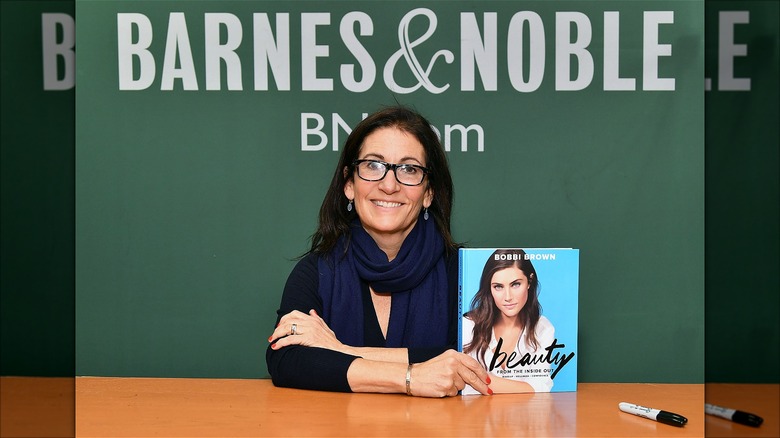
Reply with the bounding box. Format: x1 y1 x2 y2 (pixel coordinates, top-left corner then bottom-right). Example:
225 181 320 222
462 315 555 394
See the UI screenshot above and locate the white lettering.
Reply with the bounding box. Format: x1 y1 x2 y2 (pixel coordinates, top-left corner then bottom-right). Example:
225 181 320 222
331 113 353 150
603 11 636 91
205 13 243 91
643 11 675 91
302 113 481 152
556 12 594 91
718 11 750 91
460 12 497 91
301 13 333 91
340 12 375 93
507 11 545 92
117 13 155 90
301 113 328 151
42 13 75 90
526 253 556 260
253 13 291 91
113 9 680 94
445 124 485 152
161 13 198 91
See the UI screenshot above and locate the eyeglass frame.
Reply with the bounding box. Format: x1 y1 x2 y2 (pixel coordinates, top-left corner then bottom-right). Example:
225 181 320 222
351 159 430 186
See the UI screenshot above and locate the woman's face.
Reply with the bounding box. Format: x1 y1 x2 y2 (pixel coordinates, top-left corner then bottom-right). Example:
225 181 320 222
490 266 530 319
344 127 433 249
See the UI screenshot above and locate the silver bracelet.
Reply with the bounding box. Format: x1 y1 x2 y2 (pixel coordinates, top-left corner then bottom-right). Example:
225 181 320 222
405 363 413 396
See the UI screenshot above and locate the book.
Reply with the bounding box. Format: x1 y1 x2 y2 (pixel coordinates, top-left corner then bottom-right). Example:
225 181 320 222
458 248 579 395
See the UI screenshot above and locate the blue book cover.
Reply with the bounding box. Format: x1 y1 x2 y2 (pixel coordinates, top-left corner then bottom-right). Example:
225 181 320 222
459 248 579 395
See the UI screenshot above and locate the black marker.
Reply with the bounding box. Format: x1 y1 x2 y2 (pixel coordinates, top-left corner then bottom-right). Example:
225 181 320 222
619 402 688 427
705 403 763 427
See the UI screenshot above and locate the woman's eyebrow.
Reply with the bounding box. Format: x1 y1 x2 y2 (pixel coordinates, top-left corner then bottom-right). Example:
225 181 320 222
494 278 524 284
398 156 424 165
359 153 424 165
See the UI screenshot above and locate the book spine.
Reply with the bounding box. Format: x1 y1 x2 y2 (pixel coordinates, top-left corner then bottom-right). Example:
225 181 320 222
457 248 463 352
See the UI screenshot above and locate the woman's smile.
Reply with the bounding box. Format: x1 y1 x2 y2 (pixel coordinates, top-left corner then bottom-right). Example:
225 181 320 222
372 200 404 208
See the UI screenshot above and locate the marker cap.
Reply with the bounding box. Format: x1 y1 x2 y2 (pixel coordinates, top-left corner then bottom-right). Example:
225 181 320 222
657 410 688 427
732 411 763 427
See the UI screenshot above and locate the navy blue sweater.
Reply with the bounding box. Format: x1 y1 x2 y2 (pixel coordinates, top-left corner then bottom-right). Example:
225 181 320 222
266 252 459 392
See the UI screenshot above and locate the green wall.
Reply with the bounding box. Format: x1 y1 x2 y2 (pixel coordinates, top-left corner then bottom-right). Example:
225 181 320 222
704 1 779 383
1 0 776 384
1 0 75 376
72 0 704 381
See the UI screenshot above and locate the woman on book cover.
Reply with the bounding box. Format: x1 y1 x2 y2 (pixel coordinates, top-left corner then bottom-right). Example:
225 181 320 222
265 106 492 397
463 249 555 393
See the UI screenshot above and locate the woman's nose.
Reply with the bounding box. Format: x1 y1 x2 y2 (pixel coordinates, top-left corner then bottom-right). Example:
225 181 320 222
378 169 401 192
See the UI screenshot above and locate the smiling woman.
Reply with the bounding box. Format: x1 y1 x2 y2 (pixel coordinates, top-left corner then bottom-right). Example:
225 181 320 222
343 127 433 259
265 106 493 398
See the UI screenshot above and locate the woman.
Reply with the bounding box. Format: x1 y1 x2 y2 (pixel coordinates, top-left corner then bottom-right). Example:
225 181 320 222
462 249 555 393
266 106 491 397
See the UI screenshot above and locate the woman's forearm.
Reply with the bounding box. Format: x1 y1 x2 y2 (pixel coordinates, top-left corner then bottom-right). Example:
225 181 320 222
342 346 409 363
347 350 493 397
346 358 408 393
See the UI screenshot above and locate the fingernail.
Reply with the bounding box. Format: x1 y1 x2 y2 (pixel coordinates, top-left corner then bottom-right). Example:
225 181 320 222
271 343 277 350
488 388 493 395
268 336 273 342
486 376 491 384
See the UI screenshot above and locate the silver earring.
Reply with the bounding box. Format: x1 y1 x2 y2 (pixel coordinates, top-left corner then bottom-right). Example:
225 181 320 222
423 208 429 221
347 200 353 212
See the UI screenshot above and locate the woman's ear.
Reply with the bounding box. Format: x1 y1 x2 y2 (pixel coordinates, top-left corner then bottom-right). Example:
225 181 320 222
344 169 354 200
423 187 434 209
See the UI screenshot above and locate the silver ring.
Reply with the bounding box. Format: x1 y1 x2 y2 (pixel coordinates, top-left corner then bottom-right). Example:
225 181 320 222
290 323 298 336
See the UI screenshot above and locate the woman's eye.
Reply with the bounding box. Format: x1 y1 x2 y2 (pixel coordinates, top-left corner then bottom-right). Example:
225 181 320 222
367 161 384 171
399 165 418 175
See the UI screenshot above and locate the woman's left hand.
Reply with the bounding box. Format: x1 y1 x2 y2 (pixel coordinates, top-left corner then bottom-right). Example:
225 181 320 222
269 309 346 352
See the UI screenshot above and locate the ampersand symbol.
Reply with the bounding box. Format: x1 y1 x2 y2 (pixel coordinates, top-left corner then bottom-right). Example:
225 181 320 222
383 8 454 94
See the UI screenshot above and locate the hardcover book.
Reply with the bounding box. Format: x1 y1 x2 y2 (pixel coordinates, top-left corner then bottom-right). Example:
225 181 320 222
459 248 579 395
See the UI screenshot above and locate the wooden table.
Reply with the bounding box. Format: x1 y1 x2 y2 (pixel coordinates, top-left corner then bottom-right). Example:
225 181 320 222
1 377 74 438
4 377 774 437
73 378 703 437
705 383 780 438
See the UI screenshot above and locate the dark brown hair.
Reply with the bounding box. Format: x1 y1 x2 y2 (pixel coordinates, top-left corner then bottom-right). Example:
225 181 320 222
464 249 542 368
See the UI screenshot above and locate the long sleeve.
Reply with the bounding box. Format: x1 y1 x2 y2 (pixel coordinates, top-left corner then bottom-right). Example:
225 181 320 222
265 253 359 392
265 251 461 390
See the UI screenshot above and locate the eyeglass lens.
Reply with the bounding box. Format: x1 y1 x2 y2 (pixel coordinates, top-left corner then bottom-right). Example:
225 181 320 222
356 160 425 185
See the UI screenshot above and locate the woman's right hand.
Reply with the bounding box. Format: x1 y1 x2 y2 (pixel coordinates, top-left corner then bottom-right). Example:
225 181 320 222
409 350 493 397
269 309 347 353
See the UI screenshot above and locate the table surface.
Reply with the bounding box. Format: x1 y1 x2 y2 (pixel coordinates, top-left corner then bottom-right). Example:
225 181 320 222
2 377 777 437
704 383 780 438
74 378 704 437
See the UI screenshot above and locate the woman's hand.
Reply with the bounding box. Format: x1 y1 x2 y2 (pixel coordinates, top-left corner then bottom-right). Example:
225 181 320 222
268 309 346 353
408 350 493 397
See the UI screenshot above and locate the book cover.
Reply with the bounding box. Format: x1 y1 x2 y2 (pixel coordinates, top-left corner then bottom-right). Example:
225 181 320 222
459 248 579 395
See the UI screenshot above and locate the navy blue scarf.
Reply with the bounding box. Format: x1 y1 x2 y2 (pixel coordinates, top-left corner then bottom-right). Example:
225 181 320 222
318 215 448 348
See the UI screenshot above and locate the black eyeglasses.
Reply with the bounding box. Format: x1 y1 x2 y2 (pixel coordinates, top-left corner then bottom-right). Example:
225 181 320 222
352 159 430 186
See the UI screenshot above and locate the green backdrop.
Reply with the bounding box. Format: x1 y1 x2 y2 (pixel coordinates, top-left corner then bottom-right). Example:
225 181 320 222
1 0 75 376
73 0 704 381
703 0 779 382
2 0 776 385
